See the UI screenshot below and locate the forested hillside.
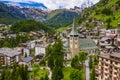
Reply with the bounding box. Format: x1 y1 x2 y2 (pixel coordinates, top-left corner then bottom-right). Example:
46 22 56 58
44 10 79 29
77 0 120 29
10 20 55 34
0 2 21 24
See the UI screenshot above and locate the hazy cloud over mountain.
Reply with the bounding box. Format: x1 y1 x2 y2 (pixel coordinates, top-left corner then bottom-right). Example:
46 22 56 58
1 0 99 9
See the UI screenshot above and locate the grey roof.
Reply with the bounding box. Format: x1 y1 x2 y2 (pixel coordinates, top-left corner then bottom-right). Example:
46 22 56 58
100 36 111 41
63 41 69 48
79 38 98 50
0 48 21 57
23 56 33 63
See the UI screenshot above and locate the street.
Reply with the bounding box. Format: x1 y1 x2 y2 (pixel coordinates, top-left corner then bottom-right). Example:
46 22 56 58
85 59 90 80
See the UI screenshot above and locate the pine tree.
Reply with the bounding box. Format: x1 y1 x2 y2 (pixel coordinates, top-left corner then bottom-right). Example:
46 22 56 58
90 68 96 80
52 66 64 80
40 77 44 80
47 36 64 79
71 55 80 69
89 56 93 69
44 74 49 80
79 51 87 65
48 56 54 70
1 69 5 80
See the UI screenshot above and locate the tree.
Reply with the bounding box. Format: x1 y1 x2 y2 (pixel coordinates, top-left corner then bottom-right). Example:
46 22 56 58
48 56 54 70
0 64 29 80
70 69 82 80
57 67 64 79
79 51 87 65
11 20 54 34
47 36 64 79
44 74 49 80
71 55 81 69
46 44 52 57
89 56 93 69
90 68 96 80
52 66 64 80
40 77 44 80
1 69 6 80
106 18 112 29
39 59 46 66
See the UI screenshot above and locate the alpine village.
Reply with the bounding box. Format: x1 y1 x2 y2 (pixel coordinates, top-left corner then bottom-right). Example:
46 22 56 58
0 0 120 80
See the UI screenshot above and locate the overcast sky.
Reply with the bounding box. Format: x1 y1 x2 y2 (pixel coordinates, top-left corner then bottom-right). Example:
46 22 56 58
1 0 99 9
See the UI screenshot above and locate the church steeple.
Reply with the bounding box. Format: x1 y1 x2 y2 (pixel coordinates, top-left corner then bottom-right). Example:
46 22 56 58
69 17 79 58
70 17 78 36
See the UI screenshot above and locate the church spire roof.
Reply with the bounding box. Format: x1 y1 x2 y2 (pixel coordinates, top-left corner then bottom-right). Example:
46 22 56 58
70 17 78 36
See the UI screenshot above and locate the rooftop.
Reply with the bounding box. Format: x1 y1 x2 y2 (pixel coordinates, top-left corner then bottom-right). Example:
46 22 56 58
110 53 120 58
79 38 98 50
23 56 33 63
100 53 120 61
0 48 21 57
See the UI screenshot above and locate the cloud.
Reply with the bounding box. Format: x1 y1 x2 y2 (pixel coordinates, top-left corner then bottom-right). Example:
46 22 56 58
1 0 99 9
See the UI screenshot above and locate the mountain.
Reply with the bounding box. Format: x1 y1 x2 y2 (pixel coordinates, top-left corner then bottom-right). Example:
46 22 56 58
0 2 21 24
0 0 98 29
77 0 120 29
44 9 79 29
2 1 47 9
0 1 80 28
7 5 48 21
0 1 48 23
80 0 94 9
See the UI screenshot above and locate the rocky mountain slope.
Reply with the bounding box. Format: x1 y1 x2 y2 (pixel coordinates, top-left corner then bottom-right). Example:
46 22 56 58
0 2 21 24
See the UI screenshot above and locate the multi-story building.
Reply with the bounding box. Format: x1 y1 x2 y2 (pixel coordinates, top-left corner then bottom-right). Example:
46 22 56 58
35 42 47 56
97 53 120 80
0 48 22 66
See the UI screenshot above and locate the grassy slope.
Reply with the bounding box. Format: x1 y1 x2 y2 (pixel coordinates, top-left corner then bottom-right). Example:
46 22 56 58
30 64 48 79
44 10 79 29
46 10 64 20
77 0 120 28
63 67 85 80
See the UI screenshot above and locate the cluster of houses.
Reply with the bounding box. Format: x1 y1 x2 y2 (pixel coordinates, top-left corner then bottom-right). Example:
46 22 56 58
0 37 55 67
0 26 57 67
1 19 120 80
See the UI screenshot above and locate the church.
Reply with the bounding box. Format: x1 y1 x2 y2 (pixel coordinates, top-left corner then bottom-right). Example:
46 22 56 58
64 18 98 59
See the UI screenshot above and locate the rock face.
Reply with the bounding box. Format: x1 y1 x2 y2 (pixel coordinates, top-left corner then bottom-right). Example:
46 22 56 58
0 2 48 22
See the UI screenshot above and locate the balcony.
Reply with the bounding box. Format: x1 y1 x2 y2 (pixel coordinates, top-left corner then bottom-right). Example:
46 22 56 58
95 68 101 75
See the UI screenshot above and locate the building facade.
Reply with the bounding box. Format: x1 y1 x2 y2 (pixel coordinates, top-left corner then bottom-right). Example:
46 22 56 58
97 53 120 80
35 43 46 56
0 48 22 66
